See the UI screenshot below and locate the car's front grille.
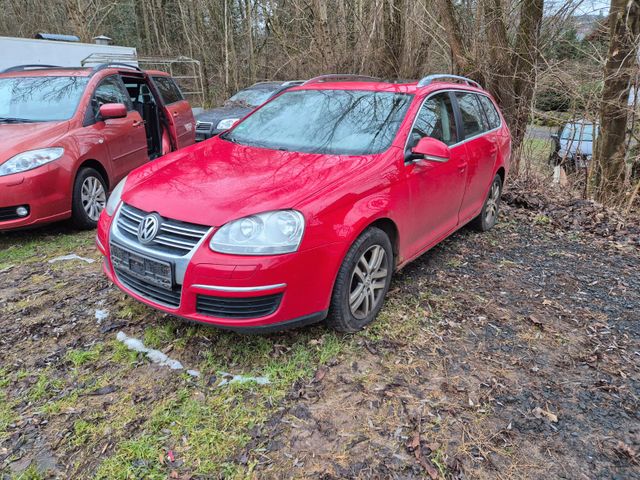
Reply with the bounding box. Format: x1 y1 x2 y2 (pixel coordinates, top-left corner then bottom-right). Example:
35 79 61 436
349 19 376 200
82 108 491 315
117 204 210 256
0 205 29 221
196 121 213 132
196 293 283 319
114 266 182 308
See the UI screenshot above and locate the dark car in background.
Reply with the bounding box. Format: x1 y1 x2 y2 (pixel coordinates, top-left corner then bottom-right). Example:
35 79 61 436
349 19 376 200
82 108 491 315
550 120 598 170
195 80 303 141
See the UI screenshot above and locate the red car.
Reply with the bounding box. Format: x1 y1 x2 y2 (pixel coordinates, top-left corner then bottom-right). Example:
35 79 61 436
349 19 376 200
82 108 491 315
97 74 510 333
0 63 195 230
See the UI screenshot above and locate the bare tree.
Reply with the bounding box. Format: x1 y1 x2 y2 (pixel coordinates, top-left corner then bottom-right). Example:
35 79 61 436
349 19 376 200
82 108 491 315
589 0 640 205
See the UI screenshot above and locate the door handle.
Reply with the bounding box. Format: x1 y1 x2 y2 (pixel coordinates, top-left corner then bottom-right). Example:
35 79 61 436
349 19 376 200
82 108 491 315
133 120 143 127
458 163 467 172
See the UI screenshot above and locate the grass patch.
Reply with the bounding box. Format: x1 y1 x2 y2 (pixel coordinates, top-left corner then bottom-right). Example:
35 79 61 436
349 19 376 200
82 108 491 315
0 229 94 269
94 329 348 478
28 371 64 402
522 137 553 166
65 343 104 368
110 338 140 366
13 464 46 480
0 392 17 441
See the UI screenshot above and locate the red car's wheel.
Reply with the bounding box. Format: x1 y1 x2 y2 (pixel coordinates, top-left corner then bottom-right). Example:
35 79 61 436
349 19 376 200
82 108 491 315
71 167 107 229
471 174 503 232
326 227 393 332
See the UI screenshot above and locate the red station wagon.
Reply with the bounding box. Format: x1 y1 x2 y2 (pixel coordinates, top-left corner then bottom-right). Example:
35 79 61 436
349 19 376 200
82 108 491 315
0 63 195 230
96 74 511 333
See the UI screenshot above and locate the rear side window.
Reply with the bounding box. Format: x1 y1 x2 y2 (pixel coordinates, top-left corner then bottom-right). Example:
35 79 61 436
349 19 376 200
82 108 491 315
455 92 486 138
153 76 184 104
477 95 501 130
409 92 458 147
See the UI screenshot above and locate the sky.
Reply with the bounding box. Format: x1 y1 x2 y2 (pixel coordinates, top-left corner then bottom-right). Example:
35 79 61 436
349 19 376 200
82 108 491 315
545 0 610 16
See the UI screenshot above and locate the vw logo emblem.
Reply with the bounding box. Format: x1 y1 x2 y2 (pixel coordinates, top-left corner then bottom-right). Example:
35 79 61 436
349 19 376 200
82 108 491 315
138 213 161 244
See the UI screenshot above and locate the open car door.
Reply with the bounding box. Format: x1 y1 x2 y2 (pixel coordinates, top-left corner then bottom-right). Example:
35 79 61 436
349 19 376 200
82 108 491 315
151 75 195 150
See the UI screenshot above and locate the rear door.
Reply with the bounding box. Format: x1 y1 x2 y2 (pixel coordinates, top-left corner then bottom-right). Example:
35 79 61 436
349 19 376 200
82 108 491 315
403 91 468 256
152 75 195 150
88 75 148 183
454 92 497 223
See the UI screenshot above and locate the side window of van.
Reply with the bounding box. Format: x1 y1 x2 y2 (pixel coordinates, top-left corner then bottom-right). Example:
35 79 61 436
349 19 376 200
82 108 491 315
92 76 132 118
455 92 486 138
477 95 501 130
409 92 458 148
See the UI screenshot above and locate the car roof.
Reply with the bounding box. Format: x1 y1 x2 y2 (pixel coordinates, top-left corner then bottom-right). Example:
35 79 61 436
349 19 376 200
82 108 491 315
0 65 170 78
0 67 94 78
246 81 292 90
290 80 485 95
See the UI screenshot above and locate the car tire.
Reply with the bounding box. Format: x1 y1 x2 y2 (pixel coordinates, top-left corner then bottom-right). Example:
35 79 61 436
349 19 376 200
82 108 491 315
71 167 107 230
326 227 393 332
470 174 503 232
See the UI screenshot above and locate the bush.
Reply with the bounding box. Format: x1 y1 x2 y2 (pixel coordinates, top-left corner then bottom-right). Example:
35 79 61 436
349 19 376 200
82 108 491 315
535 88 571 112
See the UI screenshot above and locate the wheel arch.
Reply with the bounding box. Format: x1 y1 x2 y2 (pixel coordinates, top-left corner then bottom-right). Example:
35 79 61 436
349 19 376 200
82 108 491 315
75 159 110 190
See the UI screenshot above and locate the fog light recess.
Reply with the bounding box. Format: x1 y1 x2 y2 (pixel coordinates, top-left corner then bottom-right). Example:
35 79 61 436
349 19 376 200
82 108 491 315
16 206 29 217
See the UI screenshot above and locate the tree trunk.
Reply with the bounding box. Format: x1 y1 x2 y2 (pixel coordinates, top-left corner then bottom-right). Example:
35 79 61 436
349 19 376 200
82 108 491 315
589 0 640 204
382 0 404 77
510 0 545 173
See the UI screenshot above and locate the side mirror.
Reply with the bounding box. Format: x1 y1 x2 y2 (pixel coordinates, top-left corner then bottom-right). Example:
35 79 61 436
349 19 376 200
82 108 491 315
408 137 450 163
99 103 127 120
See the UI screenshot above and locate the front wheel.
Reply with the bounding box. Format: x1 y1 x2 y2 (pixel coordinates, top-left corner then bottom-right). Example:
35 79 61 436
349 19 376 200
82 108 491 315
326 227 393 332
470 174 502 232
71 167 107 229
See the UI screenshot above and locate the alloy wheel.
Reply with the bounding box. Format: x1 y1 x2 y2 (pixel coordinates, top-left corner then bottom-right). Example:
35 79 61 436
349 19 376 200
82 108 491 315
484 180 501 225
81 176 106 221
349 244 388 320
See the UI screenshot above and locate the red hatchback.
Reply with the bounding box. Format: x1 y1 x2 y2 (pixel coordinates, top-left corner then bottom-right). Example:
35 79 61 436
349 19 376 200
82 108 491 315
0 64 195 230
97 74 510 332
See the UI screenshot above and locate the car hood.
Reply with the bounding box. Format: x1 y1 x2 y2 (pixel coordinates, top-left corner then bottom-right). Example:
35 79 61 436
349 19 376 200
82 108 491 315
0 121 69 164
196 106 253 126
123 137 375 227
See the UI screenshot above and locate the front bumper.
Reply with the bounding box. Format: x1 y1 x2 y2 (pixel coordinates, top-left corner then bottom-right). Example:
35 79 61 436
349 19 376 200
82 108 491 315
97 208 343 332
0 164 71 230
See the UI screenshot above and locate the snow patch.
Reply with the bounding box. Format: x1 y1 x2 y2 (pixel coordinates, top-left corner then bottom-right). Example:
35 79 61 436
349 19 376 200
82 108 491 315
116 331 192 373
48 254 95 264
218 372 270 387
95 309 109 323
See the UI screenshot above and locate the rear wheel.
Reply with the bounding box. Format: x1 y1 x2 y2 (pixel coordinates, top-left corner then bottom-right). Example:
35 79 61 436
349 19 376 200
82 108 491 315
470 174 502 232
326 227 393 332
71 167 107 229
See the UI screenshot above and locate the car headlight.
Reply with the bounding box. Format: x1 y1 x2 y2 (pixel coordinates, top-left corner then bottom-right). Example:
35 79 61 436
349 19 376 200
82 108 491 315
0 147 64 176
216 118 240 130
210 210 305 255
105 176 128 216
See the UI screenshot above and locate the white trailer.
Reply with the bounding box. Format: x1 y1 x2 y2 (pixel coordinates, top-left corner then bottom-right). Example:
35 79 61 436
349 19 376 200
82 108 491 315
0 36 137 71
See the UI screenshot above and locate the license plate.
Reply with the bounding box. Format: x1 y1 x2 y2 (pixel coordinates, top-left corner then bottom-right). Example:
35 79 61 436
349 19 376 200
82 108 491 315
110 243 173 290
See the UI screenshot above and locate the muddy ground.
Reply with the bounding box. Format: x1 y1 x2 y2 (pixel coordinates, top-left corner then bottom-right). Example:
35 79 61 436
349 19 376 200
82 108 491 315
0 191 638 480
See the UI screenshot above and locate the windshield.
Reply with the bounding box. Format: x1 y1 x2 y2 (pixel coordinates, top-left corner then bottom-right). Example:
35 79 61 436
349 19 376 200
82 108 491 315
0 76 88 122
227 88 274 107
561 123 596 142
223 89 413 155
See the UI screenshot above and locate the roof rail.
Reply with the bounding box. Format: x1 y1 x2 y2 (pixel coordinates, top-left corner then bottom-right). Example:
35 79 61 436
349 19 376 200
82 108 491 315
92 63 142 74
280 80 305 87
418 74 481 89
1 64 62 73
303 74 381 85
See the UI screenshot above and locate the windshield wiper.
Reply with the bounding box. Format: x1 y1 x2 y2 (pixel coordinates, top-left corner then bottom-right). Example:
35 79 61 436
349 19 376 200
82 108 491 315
0 117 37 123
220 131 237 143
